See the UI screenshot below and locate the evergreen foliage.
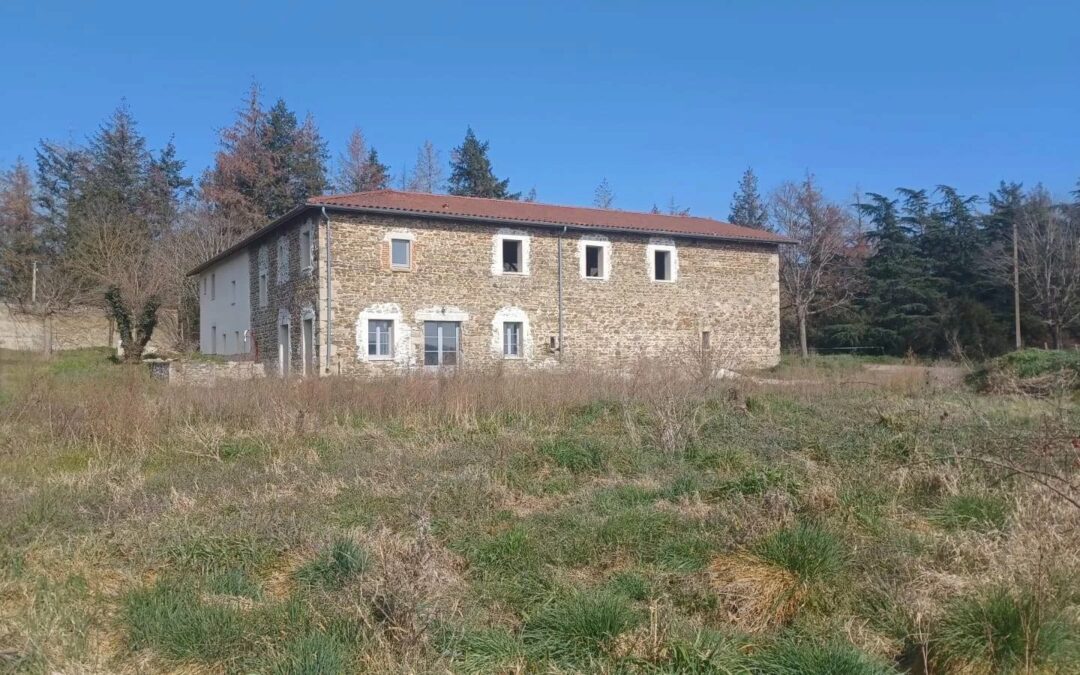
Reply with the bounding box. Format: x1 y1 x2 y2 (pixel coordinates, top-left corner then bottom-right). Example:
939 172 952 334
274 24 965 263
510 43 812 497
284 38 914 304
728 166 768 229
448 127 519 199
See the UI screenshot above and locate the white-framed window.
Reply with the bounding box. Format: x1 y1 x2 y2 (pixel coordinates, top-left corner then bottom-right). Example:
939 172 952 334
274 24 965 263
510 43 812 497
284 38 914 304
367 319 394 359
579 237 612 280
299 222 313 274
277 236 290 284
647 240 678 282
424 321 461 367
492 230 530 276
210 325 217 353
230 279 236 305
391 238 411 269
210 273 216 300
503 321 522 358
202 277 207 296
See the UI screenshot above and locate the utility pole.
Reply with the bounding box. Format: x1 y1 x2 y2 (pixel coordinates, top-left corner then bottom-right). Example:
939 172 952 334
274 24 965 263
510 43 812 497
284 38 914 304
31 260 38 306
1012 219 1021 350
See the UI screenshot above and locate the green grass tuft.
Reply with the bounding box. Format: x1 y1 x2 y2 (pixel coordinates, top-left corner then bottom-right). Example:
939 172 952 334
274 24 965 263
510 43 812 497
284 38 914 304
266 630 351 674
934 586 1076 672
746 637 893 674
124 580 246 662
930 493 1009 532
753 523 845 585
295 538 368 589
540 436 606 473
522 590 640 664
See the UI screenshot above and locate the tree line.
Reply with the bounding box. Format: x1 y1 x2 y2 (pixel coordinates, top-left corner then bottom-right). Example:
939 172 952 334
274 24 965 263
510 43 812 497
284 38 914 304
0 85 527 359
726 168 1080 357
1 83 1078 359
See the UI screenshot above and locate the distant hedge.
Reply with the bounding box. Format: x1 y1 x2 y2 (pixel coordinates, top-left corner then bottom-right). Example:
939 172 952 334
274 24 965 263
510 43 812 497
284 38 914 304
969 349 1080 394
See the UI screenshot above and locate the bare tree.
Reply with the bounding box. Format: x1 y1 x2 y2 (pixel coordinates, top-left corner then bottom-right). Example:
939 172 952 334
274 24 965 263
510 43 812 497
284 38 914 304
593 178 615 208
1015 186 1080 349
334 128 368 193
771 175 854 357
66 204 172 361
407 140 444 193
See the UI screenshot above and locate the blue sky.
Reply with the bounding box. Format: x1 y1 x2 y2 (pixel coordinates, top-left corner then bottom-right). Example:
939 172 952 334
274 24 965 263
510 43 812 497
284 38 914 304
1 1 1077 218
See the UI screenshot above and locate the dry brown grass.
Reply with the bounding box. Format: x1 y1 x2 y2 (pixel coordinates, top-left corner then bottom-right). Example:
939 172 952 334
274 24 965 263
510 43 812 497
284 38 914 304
707 553 804 632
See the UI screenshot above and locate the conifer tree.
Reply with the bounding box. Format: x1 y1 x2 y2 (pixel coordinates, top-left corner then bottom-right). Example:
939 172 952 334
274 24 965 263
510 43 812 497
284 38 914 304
594 178 614 208
0 159 38 301
728 167 768 229
357 149 391 191
448 127 519 199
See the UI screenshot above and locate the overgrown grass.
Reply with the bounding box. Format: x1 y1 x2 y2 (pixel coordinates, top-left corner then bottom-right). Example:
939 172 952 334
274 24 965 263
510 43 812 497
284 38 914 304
0 354 1077 672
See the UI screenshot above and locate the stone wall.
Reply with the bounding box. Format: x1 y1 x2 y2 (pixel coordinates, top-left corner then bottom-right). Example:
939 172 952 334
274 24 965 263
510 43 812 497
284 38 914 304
151 359 265 385
0 303 180 354
320 212 780 375
247 214 324 376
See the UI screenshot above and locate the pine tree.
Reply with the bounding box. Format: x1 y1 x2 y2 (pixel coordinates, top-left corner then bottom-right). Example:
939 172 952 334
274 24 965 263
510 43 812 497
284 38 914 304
34 140 85 254
525 187 537 202
667 196 690 216
202 85 327 230
594 178 615 208
859 193 940 355
448 127 519 199
407 140 443 193
728 167 768 229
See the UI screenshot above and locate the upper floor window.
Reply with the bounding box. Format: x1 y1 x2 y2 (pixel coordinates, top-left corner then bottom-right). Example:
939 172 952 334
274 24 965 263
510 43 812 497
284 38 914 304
492 231 530 276
579 237 612 281
210 273 216 300
299 224 313 274
230 279 236 305
391 238 411 269
258 270 268 308
277 236 290 284
648 241 678 282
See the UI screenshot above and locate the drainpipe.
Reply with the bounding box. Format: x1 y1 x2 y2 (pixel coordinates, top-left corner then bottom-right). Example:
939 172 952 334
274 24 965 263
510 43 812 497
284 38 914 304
557 226 566 360
322 206 333 374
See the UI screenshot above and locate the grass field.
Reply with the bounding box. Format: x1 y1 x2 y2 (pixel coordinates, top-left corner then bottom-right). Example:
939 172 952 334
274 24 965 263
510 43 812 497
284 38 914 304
1 349 1078 673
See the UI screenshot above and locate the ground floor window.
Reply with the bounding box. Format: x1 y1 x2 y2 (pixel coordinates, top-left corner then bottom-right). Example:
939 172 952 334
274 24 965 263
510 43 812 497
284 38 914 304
424 321 460 366
368 319 394 358
503 321 522 357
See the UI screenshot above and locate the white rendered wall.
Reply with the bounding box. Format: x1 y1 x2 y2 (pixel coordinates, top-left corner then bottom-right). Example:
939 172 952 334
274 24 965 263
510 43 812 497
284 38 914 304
198 249 251 356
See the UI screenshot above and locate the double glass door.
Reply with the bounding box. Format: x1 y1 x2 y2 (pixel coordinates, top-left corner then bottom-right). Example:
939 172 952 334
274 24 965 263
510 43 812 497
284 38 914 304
424 321 460 367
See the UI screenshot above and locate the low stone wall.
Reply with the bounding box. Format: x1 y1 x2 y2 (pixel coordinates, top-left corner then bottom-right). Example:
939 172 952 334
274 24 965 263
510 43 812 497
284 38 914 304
0 303 180 354
150 359 265 386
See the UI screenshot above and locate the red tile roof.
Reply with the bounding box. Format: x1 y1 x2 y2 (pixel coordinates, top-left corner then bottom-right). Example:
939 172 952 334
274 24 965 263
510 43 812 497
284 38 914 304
308 190 789 244
189 190 788 275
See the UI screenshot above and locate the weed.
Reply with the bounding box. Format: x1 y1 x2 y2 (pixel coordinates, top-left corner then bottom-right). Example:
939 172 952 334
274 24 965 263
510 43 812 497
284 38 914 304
265 630 352 674
752 523 846 586
540 436 606 472
745 636 893 674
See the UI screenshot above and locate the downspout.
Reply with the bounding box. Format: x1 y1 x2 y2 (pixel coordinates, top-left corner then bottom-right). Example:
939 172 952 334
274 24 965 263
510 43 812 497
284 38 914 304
557 226 566 360
322 206 333 374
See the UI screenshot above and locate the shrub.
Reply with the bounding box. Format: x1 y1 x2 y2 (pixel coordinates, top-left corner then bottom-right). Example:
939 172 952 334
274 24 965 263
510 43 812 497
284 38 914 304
969 349 1080 393
930 493 1009 532
934 586 1076 672
294 538 368 589
523 590 640 663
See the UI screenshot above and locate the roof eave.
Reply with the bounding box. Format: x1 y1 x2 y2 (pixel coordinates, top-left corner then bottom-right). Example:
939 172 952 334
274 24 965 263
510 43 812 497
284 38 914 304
187 201 794 275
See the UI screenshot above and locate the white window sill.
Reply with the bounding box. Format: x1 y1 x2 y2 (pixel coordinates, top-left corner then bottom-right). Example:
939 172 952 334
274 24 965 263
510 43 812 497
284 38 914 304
366 355 395 362
652 278 677 284
503 355 524 360
496 271 530 277
584 276 608 282
390 265 412 272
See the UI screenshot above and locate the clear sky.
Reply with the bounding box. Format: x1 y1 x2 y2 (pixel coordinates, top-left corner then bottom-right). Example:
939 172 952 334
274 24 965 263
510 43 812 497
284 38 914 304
1 1 1077 218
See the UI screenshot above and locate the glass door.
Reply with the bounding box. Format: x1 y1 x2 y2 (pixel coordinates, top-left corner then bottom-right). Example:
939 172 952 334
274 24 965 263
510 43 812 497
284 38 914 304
423 321 460 367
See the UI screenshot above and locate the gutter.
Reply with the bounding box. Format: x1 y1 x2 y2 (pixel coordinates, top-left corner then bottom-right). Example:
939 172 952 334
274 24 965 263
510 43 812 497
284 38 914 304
322 206 333 374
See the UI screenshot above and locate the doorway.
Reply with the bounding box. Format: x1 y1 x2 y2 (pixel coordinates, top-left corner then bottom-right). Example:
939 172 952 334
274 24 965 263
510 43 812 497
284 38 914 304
278 321 291 377
302 318 314 376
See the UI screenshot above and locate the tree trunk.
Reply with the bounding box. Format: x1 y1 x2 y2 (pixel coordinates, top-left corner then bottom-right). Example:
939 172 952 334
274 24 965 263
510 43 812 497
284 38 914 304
798 307 809 358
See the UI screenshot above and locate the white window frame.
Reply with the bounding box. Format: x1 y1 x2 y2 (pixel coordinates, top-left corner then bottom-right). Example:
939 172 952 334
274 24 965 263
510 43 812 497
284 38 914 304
383 230 415 271
299 221 313 276
503 321 523 358
647 240 678 283
492 230 530 276
491 306 530 361
277 236 290 285
367 318 395 360
578 236 612 281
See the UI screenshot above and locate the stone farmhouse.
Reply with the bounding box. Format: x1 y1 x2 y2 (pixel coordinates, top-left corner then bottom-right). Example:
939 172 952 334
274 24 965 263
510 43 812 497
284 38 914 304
188 190 790 376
